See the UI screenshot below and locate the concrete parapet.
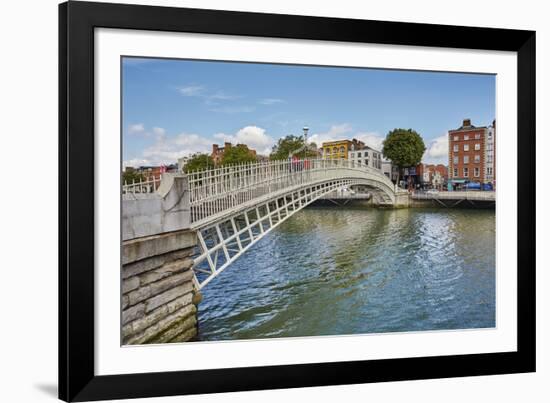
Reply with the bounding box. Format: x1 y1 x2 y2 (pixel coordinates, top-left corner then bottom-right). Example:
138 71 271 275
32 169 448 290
122 174 191 241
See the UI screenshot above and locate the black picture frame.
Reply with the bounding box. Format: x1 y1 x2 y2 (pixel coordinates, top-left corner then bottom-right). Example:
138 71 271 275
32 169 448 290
59 1 536 401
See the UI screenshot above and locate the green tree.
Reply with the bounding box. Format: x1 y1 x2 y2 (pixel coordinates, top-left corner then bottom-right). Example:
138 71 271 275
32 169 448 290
122 170 145 184
184 153 214 172
270 135 318 160
382 128 426 186
221 145 257 165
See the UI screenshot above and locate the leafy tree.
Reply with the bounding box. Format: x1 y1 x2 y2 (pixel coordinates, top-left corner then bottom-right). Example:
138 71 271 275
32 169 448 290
221 145 257 165
382 128 426 186
184 153 214 172
270 135 318 160
122 170 145 184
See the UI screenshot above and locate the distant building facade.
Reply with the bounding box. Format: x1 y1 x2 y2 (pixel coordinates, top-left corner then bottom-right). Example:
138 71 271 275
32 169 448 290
417 163 448 189
177 156 189 172
126 164 178 177
381 160 399 182
485 120 496 186
348 145 382 169
321 139 365 160
211 142 257 165
448 118 495 188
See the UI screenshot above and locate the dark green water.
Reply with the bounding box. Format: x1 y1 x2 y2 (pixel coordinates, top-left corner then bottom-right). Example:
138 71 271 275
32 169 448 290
198 207 495 341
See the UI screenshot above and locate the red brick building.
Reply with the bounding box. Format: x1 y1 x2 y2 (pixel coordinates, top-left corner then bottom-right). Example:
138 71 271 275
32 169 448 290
211 142 257 165
448 119 490 187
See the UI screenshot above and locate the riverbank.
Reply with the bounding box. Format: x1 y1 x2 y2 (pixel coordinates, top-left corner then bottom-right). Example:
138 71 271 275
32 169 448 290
311 198 495 209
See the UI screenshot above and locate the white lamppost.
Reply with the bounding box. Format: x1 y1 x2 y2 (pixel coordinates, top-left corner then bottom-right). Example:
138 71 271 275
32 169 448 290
302 126 309 159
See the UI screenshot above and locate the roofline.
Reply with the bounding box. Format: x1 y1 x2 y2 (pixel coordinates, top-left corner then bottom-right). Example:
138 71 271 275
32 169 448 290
448 126 488 133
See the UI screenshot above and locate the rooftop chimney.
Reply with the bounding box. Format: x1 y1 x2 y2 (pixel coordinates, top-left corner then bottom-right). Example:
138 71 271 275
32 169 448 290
224 142 232 149
212 144 219 153
463 119 471 127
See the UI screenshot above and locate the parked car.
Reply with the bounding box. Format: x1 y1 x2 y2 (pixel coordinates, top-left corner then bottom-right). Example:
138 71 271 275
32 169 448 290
465 182 481 190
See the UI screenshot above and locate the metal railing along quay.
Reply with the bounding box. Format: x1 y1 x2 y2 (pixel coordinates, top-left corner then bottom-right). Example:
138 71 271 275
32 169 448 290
412 190 496 201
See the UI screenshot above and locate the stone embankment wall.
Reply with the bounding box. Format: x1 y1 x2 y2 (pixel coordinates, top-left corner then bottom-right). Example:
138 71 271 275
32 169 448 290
121 229 200 345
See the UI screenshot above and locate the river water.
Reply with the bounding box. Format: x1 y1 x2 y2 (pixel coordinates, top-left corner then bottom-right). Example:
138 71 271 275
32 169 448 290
197 207 495 341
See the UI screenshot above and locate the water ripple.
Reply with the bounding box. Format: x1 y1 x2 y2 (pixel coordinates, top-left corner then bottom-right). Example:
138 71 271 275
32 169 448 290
198 207 495 341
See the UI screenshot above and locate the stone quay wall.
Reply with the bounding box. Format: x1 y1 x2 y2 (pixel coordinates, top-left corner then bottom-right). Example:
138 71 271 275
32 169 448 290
121 229 200 345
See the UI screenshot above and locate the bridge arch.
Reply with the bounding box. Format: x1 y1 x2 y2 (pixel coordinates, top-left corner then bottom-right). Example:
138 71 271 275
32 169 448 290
187 159 404 289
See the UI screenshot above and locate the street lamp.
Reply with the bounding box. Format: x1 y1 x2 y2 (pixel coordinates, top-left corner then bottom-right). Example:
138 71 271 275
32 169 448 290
302 126 309 159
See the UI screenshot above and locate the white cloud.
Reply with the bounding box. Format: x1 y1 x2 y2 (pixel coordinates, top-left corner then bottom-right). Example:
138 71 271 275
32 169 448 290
178 85 240 104
209 106 255 114
259 98 285 105
214 126 275 155
208 91 240 101
125 125 213 166
142 132 212 163
123 158 153 169
128 123 145 134
423 134 449 164
178 85 205 97
308 123 353 145
354 132 385 151
152 127 166 140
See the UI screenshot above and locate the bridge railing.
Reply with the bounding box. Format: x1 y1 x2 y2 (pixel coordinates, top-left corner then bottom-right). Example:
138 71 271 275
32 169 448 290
122 175 162 195
187 158 395 225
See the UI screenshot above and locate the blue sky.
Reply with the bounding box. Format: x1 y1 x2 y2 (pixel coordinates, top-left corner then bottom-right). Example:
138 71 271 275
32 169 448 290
122 57 495 167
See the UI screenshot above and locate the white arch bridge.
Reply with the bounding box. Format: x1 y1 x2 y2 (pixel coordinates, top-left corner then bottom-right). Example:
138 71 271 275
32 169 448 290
122 159 408 290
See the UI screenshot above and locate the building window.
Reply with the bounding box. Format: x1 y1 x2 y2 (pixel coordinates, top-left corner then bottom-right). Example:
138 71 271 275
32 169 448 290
453 167 458 177
475 143 481 150
332 147 338 154
474 154 480 163
350 152 355 158
475 133 481 139
464 144 469 151
474 167 480 177
463 167 469 177
453 135 459 141
464 156 469 164
357 152 361 158
453 144 459 152
464 134 469 140
453 156 459 164
487 167 493 175
339 146 345 153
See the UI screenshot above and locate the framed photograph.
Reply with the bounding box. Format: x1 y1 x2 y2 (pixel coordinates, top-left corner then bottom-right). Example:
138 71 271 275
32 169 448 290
59 1 535 401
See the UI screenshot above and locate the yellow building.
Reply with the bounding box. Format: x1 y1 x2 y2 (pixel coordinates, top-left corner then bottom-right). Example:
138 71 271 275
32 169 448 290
321 139 365 160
